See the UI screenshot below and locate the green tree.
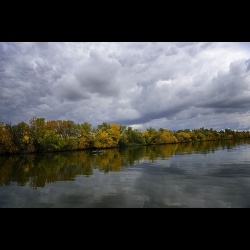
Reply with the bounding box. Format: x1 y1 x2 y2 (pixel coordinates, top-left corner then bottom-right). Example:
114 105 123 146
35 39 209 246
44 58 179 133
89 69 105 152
29 117 47 152
39 130 65 151
119 125 128 146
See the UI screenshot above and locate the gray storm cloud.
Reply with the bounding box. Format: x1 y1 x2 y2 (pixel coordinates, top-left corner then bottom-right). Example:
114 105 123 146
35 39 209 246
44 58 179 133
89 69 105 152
75 50 121 96
0 42 250 130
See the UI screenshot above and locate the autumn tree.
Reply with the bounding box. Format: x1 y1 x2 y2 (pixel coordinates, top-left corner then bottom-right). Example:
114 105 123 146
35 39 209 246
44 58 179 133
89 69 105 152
11 122 34 153
176 131 191 142
0 123 18 154
77 122 94 149
157 129 178 144
108 123 121 147
94 130 113 148
142 127 159 144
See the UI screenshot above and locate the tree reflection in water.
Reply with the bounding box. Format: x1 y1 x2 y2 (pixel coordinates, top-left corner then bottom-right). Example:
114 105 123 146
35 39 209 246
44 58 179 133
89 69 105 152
0 140 248 189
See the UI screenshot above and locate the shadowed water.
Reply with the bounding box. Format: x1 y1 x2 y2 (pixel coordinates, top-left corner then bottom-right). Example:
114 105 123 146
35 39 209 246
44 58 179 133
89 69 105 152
0 140 250 208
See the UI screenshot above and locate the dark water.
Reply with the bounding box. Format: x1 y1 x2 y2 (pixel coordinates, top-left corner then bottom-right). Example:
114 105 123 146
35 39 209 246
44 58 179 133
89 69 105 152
1 140 250 208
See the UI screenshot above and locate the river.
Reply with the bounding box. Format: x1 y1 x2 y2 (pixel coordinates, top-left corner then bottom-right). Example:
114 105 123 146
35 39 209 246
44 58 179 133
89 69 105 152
0 140 250 207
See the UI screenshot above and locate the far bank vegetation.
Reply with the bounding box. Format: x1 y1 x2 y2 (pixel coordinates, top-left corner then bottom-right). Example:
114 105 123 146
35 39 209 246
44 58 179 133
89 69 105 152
0 117 249 155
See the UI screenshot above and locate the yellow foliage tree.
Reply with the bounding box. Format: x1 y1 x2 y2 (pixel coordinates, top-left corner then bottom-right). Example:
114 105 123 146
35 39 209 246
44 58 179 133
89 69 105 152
94 130 113 148
108 123 121 147
158 130 178 144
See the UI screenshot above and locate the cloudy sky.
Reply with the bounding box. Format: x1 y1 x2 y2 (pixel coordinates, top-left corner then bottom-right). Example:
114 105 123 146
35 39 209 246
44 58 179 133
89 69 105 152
1 42 250 131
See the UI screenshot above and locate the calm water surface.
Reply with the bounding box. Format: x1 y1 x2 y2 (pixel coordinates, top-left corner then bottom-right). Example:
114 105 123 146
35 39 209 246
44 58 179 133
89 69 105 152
1 140 250 208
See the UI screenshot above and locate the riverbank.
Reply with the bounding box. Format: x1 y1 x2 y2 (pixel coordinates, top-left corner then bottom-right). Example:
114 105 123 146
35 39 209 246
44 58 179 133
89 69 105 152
1 117 249 155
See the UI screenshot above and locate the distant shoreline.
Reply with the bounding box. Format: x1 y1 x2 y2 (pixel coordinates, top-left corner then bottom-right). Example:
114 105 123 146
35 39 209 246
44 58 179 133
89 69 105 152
1 117 250 155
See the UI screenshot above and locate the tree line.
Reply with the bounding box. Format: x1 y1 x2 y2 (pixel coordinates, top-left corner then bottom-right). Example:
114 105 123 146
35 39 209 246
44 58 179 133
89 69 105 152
0 116 250 154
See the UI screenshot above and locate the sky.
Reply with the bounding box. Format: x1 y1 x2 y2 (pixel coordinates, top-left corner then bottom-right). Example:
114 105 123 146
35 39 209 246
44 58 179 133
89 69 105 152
1 42 250 131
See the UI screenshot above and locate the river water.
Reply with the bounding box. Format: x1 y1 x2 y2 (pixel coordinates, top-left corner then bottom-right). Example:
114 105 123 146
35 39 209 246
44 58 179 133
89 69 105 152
1 140 250 207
